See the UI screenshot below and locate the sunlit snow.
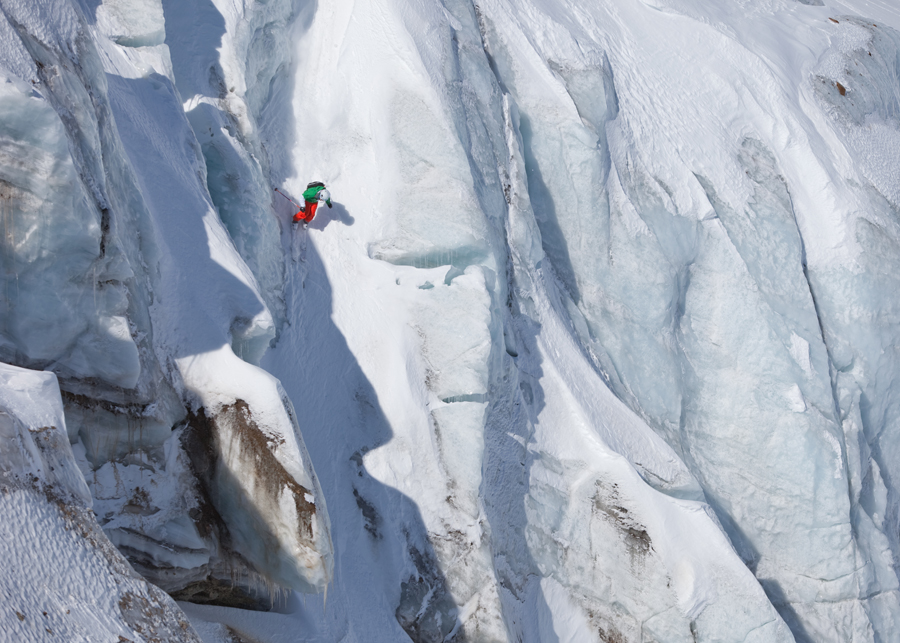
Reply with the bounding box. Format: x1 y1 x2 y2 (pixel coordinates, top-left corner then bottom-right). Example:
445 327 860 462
1 0 900 641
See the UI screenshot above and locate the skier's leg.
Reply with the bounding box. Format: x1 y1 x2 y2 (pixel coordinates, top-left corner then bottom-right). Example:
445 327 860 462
303 201 319 223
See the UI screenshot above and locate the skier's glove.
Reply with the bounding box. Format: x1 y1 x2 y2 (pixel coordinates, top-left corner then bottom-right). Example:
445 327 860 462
327 202 333 208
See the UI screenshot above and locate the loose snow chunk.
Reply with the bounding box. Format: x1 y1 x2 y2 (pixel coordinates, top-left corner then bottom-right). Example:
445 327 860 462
789 332 813 377
786 384 807 413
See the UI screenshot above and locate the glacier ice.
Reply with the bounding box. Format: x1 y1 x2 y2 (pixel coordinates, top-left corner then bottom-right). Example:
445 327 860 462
0 0 333 619
462 0 900 639
257 0 900 640
4 0 900 641
0 66 141 390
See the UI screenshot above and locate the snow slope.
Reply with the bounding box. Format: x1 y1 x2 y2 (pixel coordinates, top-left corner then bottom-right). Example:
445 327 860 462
249 0 900 640
2 0 900 641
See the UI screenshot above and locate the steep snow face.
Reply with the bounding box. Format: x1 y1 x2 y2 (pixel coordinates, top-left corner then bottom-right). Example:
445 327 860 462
245 0 900 641
0 362 202 643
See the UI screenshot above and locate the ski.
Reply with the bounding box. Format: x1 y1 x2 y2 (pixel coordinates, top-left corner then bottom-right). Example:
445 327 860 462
291 221 308 263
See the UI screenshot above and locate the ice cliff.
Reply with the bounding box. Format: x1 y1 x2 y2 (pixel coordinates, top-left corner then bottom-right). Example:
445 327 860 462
0 0 332 626
2 0 900 642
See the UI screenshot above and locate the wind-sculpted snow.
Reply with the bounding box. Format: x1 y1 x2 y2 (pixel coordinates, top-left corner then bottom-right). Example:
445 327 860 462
0 362 202 643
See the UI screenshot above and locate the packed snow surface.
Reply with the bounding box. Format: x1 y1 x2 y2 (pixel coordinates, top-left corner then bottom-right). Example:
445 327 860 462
2 0 900 641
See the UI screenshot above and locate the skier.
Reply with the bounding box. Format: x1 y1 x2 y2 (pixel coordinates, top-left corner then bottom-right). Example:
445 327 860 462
292 181 332 227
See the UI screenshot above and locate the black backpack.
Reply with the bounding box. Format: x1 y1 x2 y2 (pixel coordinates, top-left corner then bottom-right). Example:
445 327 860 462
307 181 325 189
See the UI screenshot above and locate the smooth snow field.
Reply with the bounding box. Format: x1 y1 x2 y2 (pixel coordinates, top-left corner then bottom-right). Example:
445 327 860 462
2 0 900 641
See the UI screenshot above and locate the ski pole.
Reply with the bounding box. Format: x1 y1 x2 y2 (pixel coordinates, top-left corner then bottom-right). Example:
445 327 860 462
274 187 302 210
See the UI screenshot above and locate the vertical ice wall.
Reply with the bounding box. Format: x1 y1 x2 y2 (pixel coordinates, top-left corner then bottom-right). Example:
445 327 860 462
161 0 296 337
0 0 184 462
0 0 333 619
